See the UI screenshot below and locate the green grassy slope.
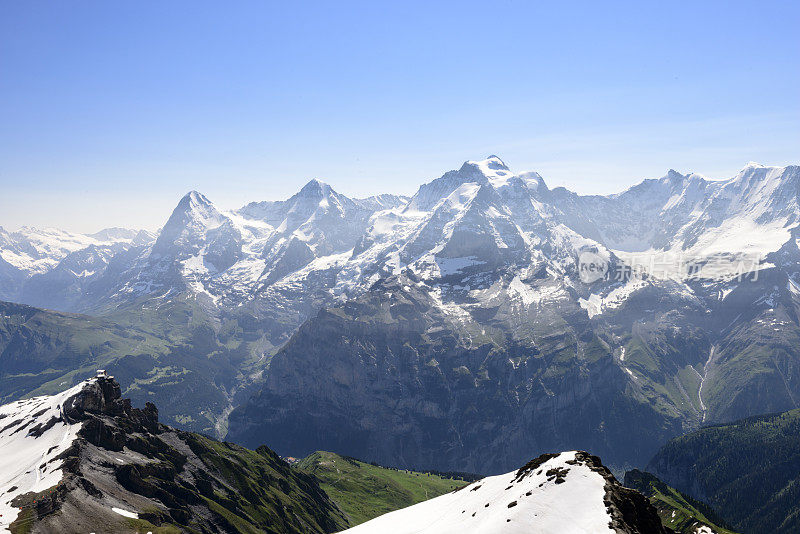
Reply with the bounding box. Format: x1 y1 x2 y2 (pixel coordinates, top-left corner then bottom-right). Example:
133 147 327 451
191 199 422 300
624 470 737 533
178 436 349 533
647 408 800 533
297 451 470 526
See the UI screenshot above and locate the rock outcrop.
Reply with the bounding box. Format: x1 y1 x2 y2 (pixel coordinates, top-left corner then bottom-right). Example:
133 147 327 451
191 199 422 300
1 377 348 534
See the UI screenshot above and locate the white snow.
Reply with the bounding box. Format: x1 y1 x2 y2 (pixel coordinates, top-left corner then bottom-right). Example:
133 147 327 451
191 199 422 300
0 379 96 532
434 256 486 276
338 451 614 534
579 280 648 318
507 276 565 307
468 156 514 188
788 278 800 297
111 507 139 519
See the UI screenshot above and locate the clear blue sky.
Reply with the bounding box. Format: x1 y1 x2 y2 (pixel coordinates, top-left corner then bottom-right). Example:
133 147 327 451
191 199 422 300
1 0 798 232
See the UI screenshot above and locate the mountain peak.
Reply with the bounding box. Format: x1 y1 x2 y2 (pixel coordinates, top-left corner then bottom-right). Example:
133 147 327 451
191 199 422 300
171 191 221 224
170 191 216 218
152 190 225 254
298 178 332 197
179 190 212 207
464 155 510 173
463 155 515 188
485 154 508 167
340 450 669 534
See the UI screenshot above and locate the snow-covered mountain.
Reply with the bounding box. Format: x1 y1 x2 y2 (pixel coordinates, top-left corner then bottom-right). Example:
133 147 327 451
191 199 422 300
0 226 150 278
7 158 797 327
115 158 799 327
224 157 800 474
0 226 154 308
340 451 668 534
3 157 800 473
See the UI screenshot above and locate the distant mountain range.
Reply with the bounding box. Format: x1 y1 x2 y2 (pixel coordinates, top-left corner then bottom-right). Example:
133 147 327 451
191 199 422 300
1 157 799 474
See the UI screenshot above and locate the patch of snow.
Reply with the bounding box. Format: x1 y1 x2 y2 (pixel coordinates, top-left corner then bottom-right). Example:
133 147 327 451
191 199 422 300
111 507 139 519
579 280 648 318
435 256 486 276
788 278 800 297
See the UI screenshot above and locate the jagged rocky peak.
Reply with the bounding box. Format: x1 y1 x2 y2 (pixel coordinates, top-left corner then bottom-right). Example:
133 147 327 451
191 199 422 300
239 178 356 227
340 451 669 534
0 376 347 533
152 190 226 255
298 177 332 197
287 178 353 220
174 190 223 224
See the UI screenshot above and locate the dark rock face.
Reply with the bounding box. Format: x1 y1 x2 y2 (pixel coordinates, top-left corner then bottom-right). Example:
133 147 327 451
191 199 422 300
10 378 349 534
227 262 800 475
227 277 684 474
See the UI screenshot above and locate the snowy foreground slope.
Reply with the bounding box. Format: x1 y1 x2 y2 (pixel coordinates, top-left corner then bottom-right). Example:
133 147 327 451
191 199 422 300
0 380 89 531
339 451 669 534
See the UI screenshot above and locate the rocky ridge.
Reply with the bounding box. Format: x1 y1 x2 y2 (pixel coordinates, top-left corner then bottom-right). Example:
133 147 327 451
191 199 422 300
0 376 348 534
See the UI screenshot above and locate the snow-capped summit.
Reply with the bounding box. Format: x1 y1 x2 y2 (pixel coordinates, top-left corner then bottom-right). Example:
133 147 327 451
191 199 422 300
405 158 495 212
297 177 331 196
98 158 800 332
153 190 226 254
339 451 668 534
467 155 516 188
